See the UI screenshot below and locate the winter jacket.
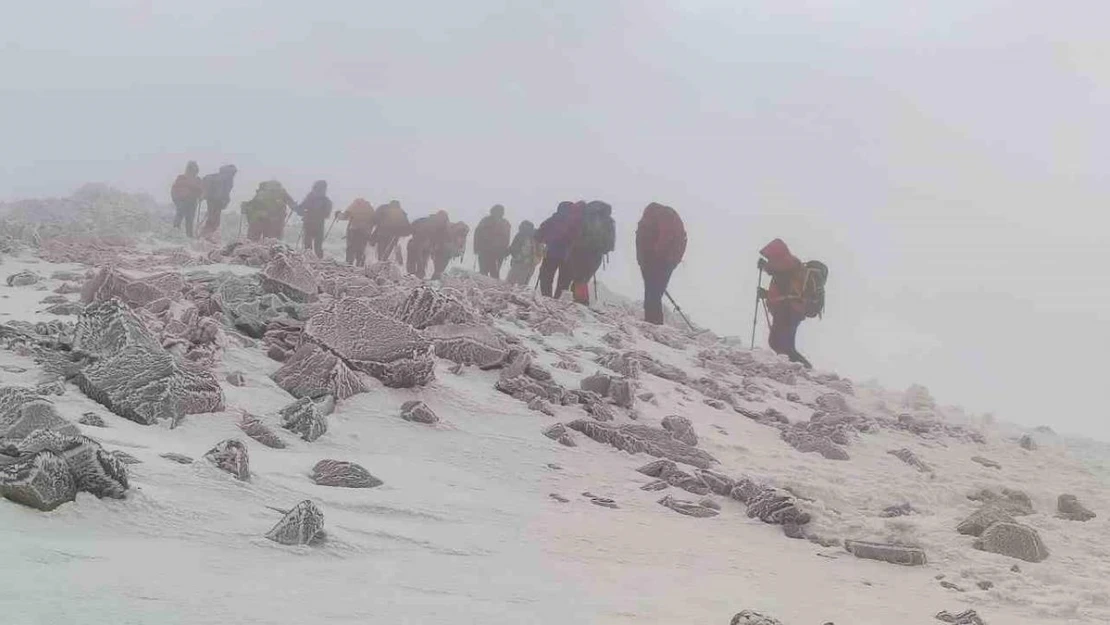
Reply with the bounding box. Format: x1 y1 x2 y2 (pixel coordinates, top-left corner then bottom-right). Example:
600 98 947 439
299 190 333 224
341 199 376 233
760 238 806 317
536 201 585 259
171 174 204 204
474 215 511 256
636 203 687 267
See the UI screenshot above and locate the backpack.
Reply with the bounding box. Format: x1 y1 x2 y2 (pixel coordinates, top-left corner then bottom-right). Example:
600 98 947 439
578 205 615 255
637 203 686 265
801 260 828 318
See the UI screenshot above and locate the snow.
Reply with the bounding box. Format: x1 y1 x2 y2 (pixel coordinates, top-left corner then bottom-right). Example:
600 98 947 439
1 243 1108 625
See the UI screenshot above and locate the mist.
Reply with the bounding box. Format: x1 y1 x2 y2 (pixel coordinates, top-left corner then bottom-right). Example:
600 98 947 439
3 1 1107 438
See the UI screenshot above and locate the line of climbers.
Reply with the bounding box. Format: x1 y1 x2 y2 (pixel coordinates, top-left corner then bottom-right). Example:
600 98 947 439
171 162 826 368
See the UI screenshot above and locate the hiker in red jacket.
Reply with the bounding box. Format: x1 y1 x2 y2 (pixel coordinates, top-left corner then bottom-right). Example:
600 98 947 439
636 202 687 325
474 204 511 279
758 238 812 369
535 201 584 297
170 161 205 238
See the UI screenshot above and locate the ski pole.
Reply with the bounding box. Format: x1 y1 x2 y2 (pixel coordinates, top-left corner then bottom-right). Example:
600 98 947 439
664 290 695 331
750 266 763 349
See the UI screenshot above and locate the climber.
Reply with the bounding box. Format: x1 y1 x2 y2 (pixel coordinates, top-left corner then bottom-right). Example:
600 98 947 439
406 210 450 278
636 202 687 325
757 238 813 369
241 180 296 241
473 204 512 279
535 201 584 297
369 200 411 263
297 180 332 258
170 161 205 238
432 220 469 280
337 198 376 266
564 200 615 305
199 164 237 239
506 220 540 287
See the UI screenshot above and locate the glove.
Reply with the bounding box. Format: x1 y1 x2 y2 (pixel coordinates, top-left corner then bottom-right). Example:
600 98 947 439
757 258 768 270
757 287 768 300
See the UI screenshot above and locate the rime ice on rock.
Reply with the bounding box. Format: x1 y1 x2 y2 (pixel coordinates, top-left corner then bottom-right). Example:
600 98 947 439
260 252 318 303
393 285 474 329
80 267 185 307
311 460 382 488
1057 494 1096 521
238 413 287 449
266 500 325 546
204 439 250 481
566 419 717 469
78 412 106 428
71 300 224 425
888 448 932 473
6 270 41 287
745 487 812 525
278 398 329 442
844 539 928 566
542 423 576 446
973 522 1049 562
580 372 612 396
730 610 785 625
658 494 719 518
637 459 710 495
780 428 850 461
1018 434 1038 451
661 415 698 446
0 386 79 441
957 506 1016 537
17 429 128 498
935 609 986 625
971 456 1001 470
0 450 77 511
225 371 246 387
400 400 439 425
272 343 368 401
424 323 509 368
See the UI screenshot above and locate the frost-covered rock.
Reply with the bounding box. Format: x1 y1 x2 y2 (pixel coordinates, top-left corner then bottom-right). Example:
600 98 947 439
0 450 77 511
6 270 41 287
278 397 329 442
271 343 367 401
0 386 79 441
1019 434 1037 451
266 500 325 546
566 419 717 469
1057 494 1096 521
161 452 194 464
730 610 785 625
971 456 1001 470
204 439 250 481
661 415 698 446
260 252 318 303
542 423 576 447
658 494 718 518
957 505 1016 537
17 429 128 498
745 487 811 525
580 372 612 396
311 460 382 488
636 459 710 495
888 448 932 473
393 285 473 329
238 413 287 449
973 522 1049 562
609 378 634 408
781 428 850 461
844 539 928 566
400 400 439 425
424 323 509 368
935 609 986 624
225 371 246 387
78 412 106 428
80 267 184 307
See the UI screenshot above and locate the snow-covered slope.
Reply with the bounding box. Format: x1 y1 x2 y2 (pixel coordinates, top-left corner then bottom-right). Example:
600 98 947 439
0 230 1107 625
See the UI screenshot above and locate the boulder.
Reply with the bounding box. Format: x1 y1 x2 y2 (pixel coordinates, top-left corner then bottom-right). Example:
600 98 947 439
730 611 785 625
542 423 576 447
260 252 318 303
657 495 718 518
880 503 916 518
16 429 128 498
0 450 77 511
844 539 928 566
266 500 325 546
1019 434 1037 451
1057 494 1096 521
971 456 1001 470
424 323 509 368
278 397 329 442
0 386 79 441
973 522 1049 562
957 505 1016 537
6 270 41 287
392 285 474 329
77 412 106 428
204 439 250 481
271 343 368 401
311 460 382 488
566 419 717 469
696 469 735 496
400 400 439 425
888 448 932 473
746 487 811 525
661 415 698 446
579 372 612 396
781 428 850 461
238 413 287 449
225 371 246 387
608 378 634 408
935 609 986 625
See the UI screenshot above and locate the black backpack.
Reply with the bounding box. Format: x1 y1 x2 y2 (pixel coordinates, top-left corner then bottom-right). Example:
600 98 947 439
801 260 828 318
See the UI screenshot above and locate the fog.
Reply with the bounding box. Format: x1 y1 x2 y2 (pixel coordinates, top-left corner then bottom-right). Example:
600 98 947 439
2 1 1107 438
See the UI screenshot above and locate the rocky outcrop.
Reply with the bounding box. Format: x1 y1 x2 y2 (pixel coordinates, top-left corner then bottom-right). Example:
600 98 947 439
745 487 812 525
968 488 1033 516
311 460 382 488
0 386 79 441
542 423 576 447
957 506 1016 537
658 495 718 518
7 270 41 287
204 439 250 481
661 415 698 446
844 539 928 566
160 453 194 464
637 459 710 495
237 413 287 449
279 397 329 442
935 609 986 624
225 371 246 387
77 412 106 428
400 400 439 425
1057 494 1096 521
566 419 717 469
266 500 325 546
973 522 1049 562
80 267 184 307
0 450 77 511
16 429 129 498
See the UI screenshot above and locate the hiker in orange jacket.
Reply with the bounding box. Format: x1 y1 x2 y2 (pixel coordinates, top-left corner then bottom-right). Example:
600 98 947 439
757 238 812 369
474 204 511 279
338 198 376 266
636 202 687 325
170 161 205 238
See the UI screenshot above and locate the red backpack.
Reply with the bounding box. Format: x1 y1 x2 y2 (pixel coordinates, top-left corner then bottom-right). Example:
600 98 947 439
636 203 687 265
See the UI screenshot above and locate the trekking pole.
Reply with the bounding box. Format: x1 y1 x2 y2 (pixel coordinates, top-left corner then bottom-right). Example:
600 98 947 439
664 290 695 331
750 267 763 349
322 214 339 243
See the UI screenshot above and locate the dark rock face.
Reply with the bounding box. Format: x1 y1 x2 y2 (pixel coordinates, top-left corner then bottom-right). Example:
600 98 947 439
238 413 287 449
0 450 77 511
730 610 785 625
272 343 367 401
393 285 474 329
888 448 932 473
542 423 576 447
973 522 1049 562
303 297 433 388
44 302 85 316
781 428 850 461
661 415 698 446
957 506 1016 537
400 400 439 425
844 540 928 566
204 439 250 481
279 398 329 442
658 494 719 518
260 252 318 303
1057 494 1096 521
311 460 382 488
608 378 634 408
72 300 224 426
0 386 79 441
566 419 717 469
424 323 509 368
17 429 129 499
696 469 735 496
266 500 325 546
1019 434 1037 451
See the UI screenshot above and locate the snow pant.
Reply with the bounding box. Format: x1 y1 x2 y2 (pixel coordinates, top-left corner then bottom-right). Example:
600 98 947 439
406 238 430 278
201 200 228 238
303 219 325 258
768 308 811 369
263 212 285 240
346 228 371 266
431 251 453 280
539 252 573 298
640 261 677 325
566 252 604 305
173 199 198 237
506 260 537 287
478 252 505 279
376 234 400 262
246 216 265 241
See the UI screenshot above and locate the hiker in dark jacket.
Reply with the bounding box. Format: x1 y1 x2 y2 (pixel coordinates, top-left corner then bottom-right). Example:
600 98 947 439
337 198 375 266
758 238 812 369
297 180 333 258
171 161 205 238
535 201 584 297
241 181 296 241
564 200 615 305
432 220 469 280
369 201 411 263
506 220 540 287
407 211 450 278
199 164 237 239
636 203 687 325
474 204 511 279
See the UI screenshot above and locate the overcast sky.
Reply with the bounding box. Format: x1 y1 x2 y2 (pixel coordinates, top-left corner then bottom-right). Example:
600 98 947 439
2 1 1108 438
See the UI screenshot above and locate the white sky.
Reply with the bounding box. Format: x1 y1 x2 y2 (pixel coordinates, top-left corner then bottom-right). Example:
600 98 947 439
2 1 1108 437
